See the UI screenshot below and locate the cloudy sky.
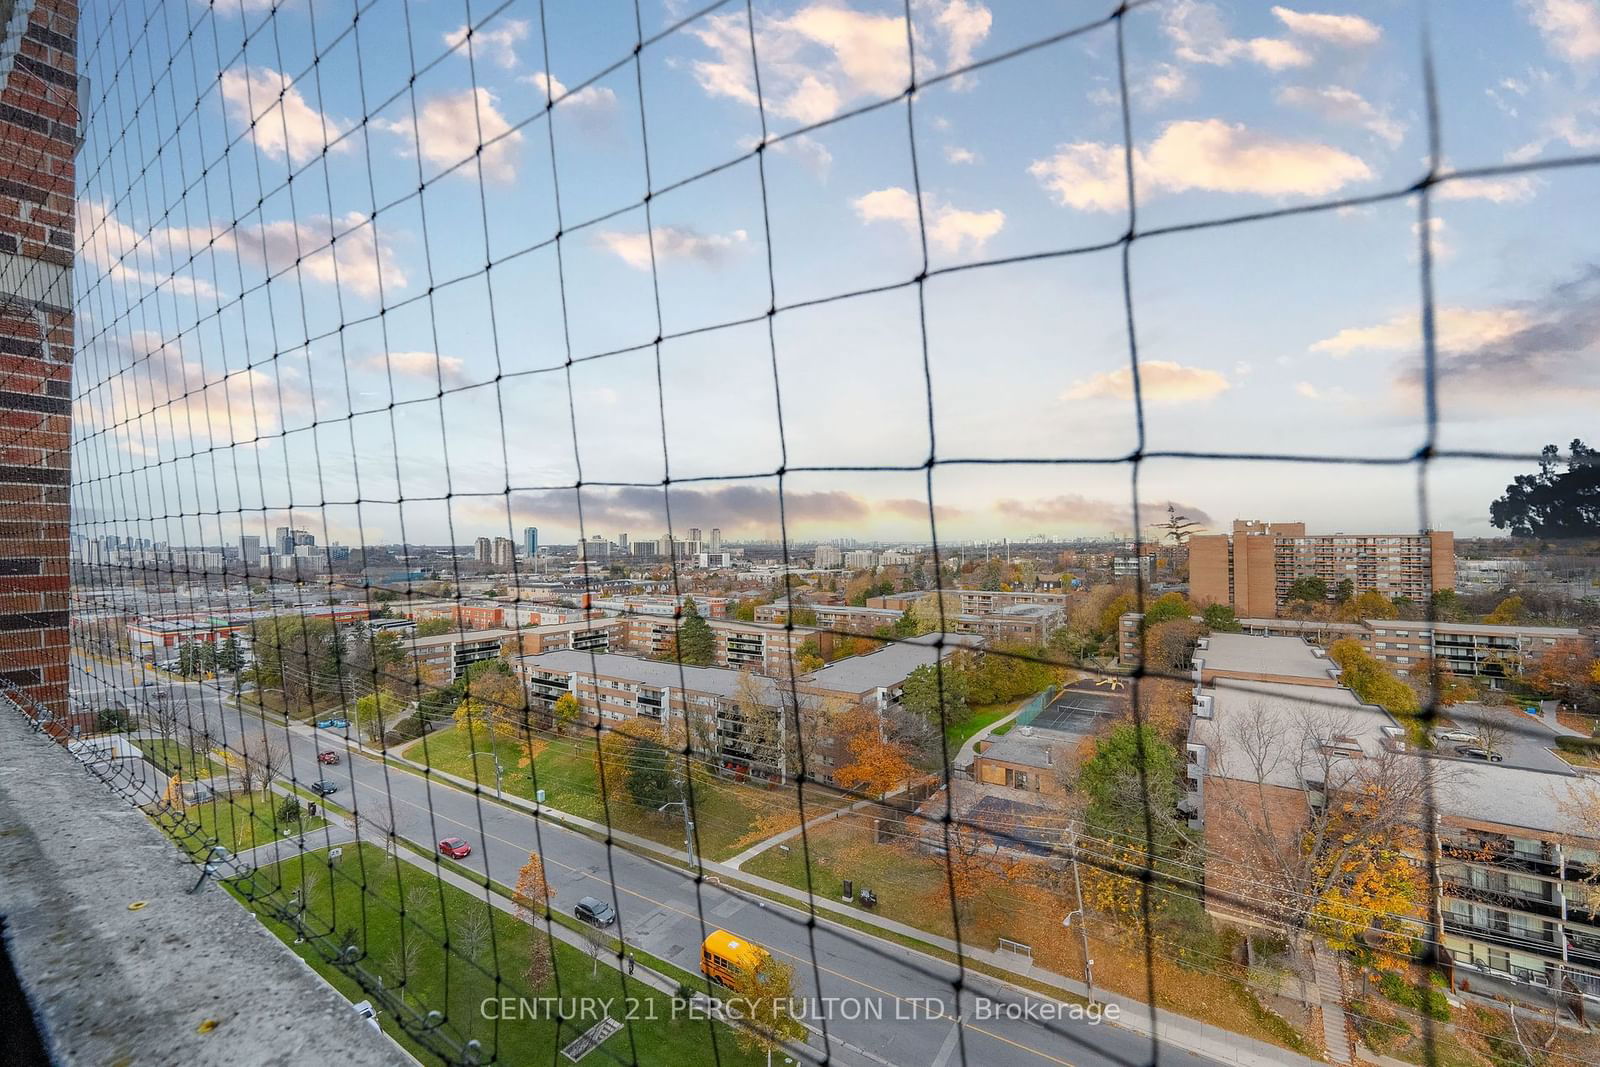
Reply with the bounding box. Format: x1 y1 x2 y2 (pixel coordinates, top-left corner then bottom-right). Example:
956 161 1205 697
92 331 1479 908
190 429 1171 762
66 0 1600 550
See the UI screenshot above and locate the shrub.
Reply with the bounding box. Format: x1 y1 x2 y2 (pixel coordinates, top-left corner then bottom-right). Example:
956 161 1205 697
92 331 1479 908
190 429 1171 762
1377 972 1451 1021
1556 735 1600 754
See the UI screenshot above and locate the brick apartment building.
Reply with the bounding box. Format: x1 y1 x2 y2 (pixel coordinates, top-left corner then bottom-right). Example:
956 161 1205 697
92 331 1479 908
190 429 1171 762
1190 520 1454 618
1184 633 1600 1003
0 0 77 729
1120 610 1589 682
759 598 1061 645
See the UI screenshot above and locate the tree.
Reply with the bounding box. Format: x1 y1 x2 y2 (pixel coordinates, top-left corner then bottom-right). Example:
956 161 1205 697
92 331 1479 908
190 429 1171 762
1531 638 1599 708
1334 578 1355 604
1490 439 1600 537
1341 589 1399 621
1474 712 1516 760
726 956 807 1065
354 690 406 743
626 737 679 809
551 691 581 734
1201 603 1241 633
276 795 303 824
513 851 555 989
1429 588 1467 622
454 905 494 963
1485 594 1525 625
1141 591 1194 629
909 591 958 635
833 708 915 798
675 598 715 666
1285 575 1328 605
415 617 454 637
1328 639 1421 718
899 662 969 726
360 804 398 855
1152 502 1203 545
217 634 242 671
1142 618 1206 673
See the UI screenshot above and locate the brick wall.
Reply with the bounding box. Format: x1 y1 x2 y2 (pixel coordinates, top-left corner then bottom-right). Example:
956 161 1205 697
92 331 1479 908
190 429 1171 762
1 0 76 729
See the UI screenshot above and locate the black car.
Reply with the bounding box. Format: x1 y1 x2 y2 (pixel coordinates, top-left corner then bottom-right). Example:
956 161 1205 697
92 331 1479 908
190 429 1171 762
311 780 340 796
1455 746 1504 763
574 896 616 927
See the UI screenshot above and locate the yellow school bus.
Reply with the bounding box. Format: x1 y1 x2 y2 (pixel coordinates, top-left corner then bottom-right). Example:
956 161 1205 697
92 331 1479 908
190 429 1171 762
700 929 770 988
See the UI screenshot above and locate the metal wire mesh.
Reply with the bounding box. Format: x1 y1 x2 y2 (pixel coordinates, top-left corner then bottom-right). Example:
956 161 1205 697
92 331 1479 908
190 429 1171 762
4 0 1600 1064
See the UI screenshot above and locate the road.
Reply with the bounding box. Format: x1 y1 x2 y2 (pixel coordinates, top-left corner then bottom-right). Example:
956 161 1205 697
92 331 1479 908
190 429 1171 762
70 652 1226 1067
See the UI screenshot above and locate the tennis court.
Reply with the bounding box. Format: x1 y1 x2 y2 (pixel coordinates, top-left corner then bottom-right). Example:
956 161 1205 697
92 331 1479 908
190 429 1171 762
1028 687 1123 736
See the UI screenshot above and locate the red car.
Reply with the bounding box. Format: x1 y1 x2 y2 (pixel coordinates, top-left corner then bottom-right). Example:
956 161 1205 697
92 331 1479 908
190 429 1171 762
317 750 341 765
438 837 472 859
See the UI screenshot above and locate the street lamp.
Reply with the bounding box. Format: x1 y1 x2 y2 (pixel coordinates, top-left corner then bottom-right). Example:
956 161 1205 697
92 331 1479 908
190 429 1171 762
659 800 698 869
468 750 503 797
1061 826 1095 1003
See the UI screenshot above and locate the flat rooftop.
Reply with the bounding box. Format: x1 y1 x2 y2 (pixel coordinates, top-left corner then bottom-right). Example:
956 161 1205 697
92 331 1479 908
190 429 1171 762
799 632 983 694
518 650 781 701
1194 632 1339 682
1190 678 1399 790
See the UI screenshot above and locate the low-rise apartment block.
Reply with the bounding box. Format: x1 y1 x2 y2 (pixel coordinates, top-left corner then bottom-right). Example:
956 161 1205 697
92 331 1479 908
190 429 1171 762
1184 632 1599 1003
1120 611 1589 681
1191 520 1454 618
761 599 1058 645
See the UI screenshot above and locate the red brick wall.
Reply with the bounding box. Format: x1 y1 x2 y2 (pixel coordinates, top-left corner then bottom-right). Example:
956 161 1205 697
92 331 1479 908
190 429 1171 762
1 0 77 730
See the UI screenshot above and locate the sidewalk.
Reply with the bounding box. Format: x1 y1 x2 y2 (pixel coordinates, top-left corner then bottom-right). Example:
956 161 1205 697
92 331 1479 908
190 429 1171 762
725 791 895 870
952 706 1029 771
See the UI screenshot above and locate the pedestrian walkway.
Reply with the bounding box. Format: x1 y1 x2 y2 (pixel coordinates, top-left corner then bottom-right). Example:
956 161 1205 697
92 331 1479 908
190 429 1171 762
952 705 1030 771
1312 943 1353 1065
724 792 893 870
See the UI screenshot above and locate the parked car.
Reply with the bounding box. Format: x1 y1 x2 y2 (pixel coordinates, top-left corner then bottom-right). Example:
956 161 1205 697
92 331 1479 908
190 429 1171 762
1434 728 1480 744
311 780 339 796
317 750 340 765
1456 746 1504 763
574 896 617 927
315 718 349 729
438 837 472 859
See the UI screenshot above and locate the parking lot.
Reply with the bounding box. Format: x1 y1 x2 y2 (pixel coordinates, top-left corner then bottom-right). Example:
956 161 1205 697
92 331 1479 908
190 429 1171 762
1434 702 1570 772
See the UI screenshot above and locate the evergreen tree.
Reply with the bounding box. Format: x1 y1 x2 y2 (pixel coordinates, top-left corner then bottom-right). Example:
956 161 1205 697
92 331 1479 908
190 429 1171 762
676 597 715 666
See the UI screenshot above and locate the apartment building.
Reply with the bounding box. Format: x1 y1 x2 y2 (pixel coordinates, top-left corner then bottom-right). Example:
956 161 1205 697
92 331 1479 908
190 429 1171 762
618 615 821 674
1118 610 1588 682
591 594 730 619
1191 520 1454 618
762 600 1057 645
1183 633 1599 1003
867 589 1069 615
402 619 621 681
813 545 844 569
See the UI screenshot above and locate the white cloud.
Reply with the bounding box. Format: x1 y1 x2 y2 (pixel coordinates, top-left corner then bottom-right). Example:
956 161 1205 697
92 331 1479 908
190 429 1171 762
76 199 220 300
1141 62 1189 101
219 66 349 165
687 1 991 125
1521 0 1600 64
443 18 530 70
596 226 749 270
377 88 522 183
1030 119 1371 212
362 351 468 388
1309 307 1533 357
1061 360 1231 406
1412 217 1453 262
852 185 1004 255
1233 360 1253 377
1294 381 1320 398
1163 0 1310 70
1276 85 1404 147
230 212 407 298
944 145 977 164
523 71 620 113
1435 174 1541 203
1270 6 1383 47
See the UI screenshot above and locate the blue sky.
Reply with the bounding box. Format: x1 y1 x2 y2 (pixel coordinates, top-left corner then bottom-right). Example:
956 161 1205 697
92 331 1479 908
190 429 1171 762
67 0 1600 550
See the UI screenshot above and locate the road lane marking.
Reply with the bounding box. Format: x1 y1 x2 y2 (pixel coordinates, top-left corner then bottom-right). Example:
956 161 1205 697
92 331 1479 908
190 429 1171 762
931 1019 964 1067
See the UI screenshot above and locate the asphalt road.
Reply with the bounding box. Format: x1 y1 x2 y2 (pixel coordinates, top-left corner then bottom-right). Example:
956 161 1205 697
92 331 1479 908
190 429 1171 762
70 653 1222 1067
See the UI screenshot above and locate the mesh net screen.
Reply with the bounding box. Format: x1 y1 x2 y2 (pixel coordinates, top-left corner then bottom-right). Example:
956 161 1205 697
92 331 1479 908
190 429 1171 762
5 0 1600 1064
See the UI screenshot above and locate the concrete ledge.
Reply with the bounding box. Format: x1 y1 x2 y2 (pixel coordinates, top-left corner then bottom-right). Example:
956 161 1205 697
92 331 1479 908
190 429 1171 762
0 709 408 1065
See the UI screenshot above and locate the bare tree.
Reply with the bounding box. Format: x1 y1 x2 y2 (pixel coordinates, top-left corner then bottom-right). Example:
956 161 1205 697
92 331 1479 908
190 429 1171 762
1472 711 1516 760
383 937 423 997
579 920 610 978
240 735 289 797
360 805 398 855
455 905 494 964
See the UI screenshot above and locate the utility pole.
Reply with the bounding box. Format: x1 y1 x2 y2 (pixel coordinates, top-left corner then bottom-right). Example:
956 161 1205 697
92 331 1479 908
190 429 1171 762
1062 825 1094 1003
660 800 697 869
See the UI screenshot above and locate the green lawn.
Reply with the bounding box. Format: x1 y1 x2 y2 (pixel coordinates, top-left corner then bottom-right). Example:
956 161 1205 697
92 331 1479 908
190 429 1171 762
943 696 1031 754
155 791 328 859
402 726 846 861
234 844 764 1066
136 738 228 779
242 688 352 722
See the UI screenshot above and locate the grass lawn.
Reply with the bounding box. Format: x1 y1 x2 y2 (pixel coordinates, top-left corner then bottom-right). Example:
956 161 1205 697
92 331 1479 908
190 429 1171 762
745 817 1313 1054
402 726 847 861
136 738 227 779
242 688 351 722
943 696 1031 754
156 790 328 859
233 843 764 1066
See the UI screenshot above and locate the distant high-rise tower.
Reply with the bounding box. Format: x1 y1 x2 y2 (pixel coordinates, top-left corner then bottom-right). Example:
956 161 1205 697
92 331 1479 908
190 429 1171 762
523 526 539 557
616 533 629 551
240 535 261 562
492 537 516 568
474 537 492 563
709 528 722 552
687 528 702 544
275 526 293 555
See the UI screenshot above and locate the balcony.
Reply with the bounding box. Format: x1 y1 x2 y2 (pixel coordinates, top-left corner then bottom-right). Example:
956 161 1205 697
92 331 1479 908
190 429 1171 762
1443 912 1561 953
1441 878 1565 922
